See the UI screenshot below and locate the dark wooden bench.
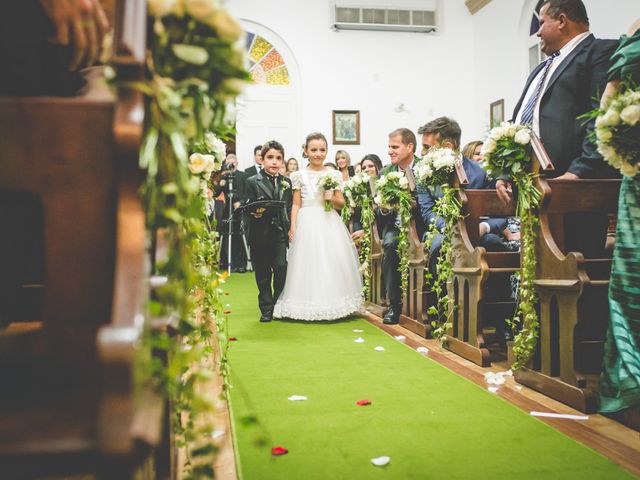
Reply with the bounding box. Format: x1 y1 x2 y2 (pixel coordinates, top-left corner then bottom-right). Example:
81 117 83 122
515 176 621 413
447 189 518 366
0 1 167 477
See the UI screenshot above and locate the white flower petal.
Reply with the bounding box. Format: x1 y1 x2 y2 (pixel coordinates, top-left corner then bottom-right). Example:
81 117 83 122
488 386 499 393
288 395 308 401
374 346 385 351
416 346 429 354
394 335 406 342
352 329 364 333
211 429 225 439
354 337 365 343
371 456 391 466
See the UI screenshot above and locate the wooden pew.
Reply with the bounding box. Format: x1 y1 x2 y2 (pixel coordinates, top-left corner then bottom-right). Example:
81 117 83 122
399 219 430 337
0 1 166 477
514 175 620 413
447 190 518 366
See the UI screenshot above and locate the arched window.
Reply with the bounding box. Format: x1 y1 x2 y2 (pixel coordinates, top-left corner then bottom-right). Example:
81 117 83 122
244 32 290 85
528 0 546 73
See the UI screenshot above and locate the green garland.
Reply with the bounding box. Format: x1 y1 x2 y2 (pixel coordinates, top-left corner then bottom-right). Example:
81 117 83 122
358 203 375 298
423 185 461 343
115 1 249 477
508 174 541 369
482 122 541 370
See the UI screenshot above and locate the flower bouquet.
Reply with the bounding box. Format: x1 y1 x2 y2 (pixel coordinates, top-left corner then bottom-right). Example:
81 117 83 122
482 121 540 369
317 173 341 212
594 84 640 177
413 147 462 341
413 146 461 187
343 172 375 297
375 171 413 296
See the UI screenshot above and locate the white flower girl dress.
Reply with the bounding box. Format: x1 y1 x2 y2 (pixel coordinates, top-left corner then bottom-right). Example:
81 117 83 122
273 168 363 320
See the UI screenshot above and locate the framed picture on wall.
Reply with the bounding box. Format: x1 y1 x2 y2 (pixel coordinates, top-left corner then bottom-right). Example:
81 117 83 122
490 99 504 127
332 110 360 145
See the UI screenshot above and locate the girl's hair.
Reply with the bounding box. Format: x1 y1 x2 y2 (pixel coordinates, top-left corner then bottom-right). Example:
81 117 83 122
461 140 483 159
335 150 351 167
302 132 328 157
323 162 338 170
360 154 383 175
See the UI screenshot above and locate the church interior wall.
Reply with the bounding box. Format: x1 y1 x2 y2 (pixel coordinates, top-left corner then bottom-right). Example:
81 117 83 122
227 0 638 168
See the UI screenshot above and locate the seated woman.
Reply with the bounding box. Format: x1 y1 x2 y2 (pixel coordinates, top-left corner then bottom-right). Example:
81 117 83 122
351 154 383 243
285 157 299 177
336 150 355 181
462 140 484 163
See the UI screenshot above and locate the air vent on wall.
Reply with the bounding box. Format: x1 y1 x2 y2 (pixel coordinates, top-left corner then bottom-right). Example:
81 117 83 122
333 3 437 33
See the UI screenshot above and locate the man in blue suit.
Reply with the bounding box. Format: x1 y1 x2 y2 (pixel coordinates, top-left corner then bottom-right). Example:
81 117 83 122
417 117 505 277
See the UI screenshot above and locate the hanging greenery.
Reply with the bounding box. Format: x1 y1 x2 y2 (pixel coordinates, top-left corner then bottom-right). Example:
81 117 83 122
113 0 250 477
481 122 541 370
343 172 376 297
413 148 462 342
375 171 412 296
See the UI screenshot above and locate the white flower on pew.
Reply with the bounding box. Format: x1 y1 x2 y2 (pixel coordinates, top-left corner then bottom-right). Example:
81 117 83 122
414 147 459 187
484 371 507 385
514 129 531 145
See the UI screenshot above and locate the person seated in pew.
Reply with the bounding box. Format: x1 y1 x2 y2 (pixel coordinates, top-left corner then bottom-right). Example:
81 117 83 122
377 129 429 325
350 154 383 244
495 0 619 257
418 117 505 276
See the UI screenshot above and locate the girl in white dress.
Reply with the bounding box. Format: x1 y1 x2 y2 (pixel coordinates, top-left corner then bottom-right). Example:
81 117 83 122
273 132 363 321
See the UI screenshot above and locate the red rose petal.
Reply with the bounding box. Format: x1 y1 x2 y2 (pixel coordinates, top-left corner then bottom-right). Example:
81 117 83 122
228 337 238 341
271 446 288 456
356 399 371 406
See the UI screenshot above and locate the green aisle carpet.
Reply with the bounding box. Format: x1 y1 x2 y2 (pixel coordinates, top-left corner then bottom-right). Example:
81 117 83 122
224 273 636 480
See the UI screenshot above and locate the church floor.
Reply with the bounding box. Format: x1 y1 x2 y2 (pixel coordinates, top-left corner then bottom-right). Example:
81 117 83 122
219 273 639 480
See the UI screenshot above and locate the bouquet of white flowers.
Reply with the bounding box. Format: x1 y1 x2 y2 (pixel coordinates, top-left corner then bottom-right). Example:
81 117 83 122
481 121 533 178
414 147 461 188
343 172 375 297
317 173 341 212
594 84 640 177
375 170 412 297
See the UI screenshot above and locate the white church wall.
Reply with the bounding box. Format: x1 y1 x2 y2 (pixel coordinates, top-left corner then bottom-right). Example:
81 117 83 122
469 0 638 146
227 0 638 168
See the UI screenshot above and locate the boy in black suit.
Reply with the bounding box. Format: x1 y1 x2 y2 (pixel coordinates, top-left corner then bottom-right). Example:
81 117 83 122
244 141 293 322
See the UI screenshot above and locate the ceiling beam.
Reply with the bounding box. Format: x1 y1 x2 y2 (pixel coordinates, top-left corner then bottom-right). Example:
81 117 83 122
465 0 492 15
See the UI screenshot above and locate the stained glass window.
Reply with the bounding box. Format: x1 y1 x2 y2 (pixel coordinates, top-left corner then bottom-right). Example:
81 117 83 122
244 32 290 86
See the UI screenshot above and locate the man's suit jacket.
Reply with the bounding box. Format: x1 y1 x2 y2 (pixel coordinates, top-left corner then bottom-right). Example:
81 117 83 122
512 34 618 178
419 156 505 234
244 165 260 178
244 172 293 248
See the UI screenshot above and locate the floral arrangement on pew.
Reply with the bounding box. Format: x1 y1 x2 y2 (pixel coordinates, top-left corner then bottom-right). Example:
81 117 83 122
113 0 250 477
317 173 341 212
481 122 541 370
343 172 375 297
592 82 640 177
413 147 461 342
375 171 412 296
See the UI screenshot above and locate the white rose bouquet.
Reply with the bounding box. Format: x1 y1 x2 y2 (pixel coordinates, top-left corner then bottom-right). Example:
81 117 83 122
414 147 461 188
481 121 542 370
317 173 341 212
343 172 375 297
481 121 533 178
375 170 413 297
593 84 640 177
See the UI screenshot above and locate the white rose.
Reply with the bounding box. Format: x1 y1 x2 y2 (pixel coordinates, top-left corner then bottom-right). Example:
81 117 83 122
148 0 182 17
620 104 640 126
481 139 496 156
514 129 531 145
377 177 387 187
203 154 218 173
596 128 613 143
374 194 382 205
184 0 219 21
507 124 518 137
621 162 638 177
399 177 409 188
598 108 620 128
189 153 206 174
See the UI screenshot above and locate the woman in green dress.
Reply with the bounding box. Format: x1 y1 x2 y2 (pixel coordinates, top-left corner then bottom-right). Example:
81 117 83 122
598 19 640 425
